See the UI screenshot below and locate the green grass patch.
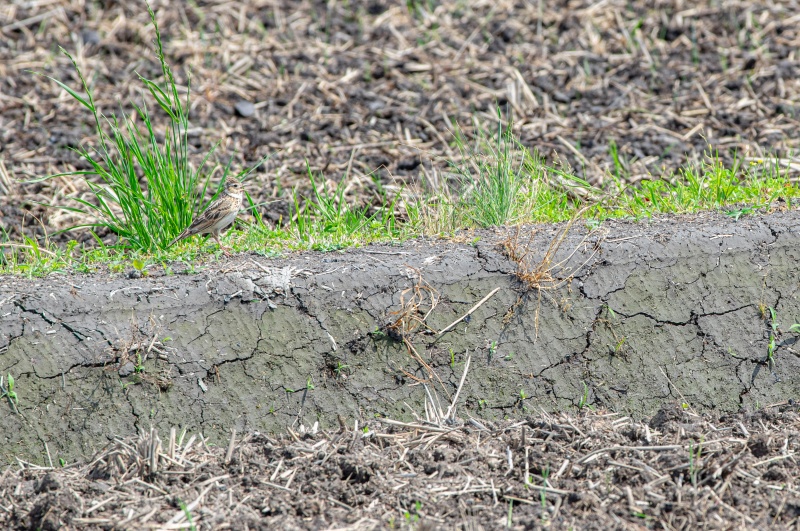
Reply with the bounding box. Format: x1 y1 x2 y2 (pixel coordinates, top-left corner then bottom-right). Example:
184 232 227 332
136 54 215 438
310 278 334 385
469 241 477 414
405 114 587 233
2 138 798 276
282 164 402 251
596 154 794 219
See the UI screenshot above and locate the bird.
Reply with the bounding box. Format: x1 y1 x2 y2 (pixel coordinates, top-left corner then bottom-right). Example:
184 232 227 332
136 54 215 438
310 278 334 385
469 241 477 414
169 176 244 255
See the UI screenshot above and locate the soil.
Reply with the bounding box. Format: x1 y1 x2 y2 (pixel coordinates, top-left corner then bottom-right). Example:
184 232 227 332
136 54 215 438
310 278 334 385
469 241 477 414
4 2 800 529
2 0 800 244
2 209 800 531
2 404 800 530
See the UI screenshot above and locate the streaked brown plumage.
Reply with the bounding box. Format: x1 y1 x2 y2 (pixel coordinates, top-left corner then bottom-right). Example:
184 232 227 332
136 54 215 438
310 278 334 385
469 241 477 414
169 177 244 255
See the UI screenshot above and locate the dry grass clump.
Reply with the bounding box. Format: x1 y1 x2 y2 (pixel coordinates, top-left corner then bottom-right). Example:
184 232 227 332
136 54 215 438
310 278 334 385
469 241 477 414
385 266 439 342
382 265 445 387
500 210 603 335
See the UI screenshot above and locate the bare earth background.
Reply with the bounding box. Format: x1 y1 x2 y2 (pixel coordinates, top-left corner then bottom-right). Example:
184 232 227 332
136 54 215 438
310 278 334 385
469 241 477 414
4 406 800 530
2 0 800 242
3 1 800 530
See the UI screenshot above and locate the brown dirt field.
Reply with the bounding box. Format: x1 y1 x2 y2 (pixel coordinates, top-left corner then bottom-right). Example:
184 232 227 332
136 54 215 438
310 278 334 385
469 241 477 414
3 2 800 529
3 404 800 530
2 0 800 244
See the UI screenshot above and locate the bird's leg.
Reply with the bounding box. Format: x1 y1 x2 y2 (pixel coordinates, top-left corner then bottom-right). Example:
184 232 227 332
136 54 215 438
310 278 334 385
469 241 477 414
213 232 232 257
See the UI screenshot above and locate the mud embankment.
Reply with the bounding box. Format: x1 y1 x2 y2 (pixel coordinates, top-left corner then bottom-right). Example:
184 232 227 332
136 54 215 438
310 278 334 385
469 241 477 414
2 211 799 463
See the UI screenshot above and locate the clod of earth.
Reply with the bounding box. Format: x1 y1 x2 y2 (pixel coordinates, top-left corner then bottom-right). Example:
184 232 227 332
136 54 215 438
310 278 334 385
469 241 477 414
1 211 799 464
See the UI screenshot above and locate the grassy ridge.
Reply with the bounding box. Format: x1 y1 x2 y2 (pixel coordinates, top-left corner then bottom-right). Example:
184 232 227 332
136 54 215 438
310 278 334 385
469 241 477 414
2 137 795 277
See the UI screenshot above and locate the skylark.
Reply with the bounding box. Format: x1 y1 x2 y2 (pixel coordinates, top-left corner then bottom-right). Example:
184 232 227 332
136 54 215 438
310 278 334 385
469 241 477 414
169 176 244 255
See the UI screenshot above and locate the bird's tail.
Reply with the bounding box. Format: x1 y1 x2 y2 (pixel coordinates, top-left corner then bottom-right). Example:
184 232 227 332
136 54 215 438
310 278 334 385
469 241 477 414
168 230 189 248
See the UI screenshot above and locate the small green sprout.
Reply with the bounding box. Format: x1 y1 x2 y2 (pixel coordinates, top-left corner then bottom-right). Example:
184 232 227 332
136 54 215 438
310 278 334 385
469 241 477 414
134 352 145 373
614 337 626 352
586 219 602 230
725 206 756 221
540 464 550 523
578 381 590 410
768 334 777 368
178 499 197 531
132 258 147 275
1 373 20 413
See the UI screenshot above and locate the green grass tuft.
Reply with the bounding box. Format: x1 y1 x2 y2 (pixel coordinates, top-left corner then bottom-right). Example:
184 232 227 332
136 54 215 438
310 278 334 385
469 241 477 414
285 164 403 251
597 152 794 218
405 116 587 234
29 3 265 253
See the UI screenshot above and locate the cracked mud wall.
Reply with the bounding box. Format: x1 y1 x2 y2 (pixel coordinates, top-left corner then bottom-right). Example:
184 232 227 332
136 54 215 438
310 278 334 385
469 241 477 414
2 211 800 463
